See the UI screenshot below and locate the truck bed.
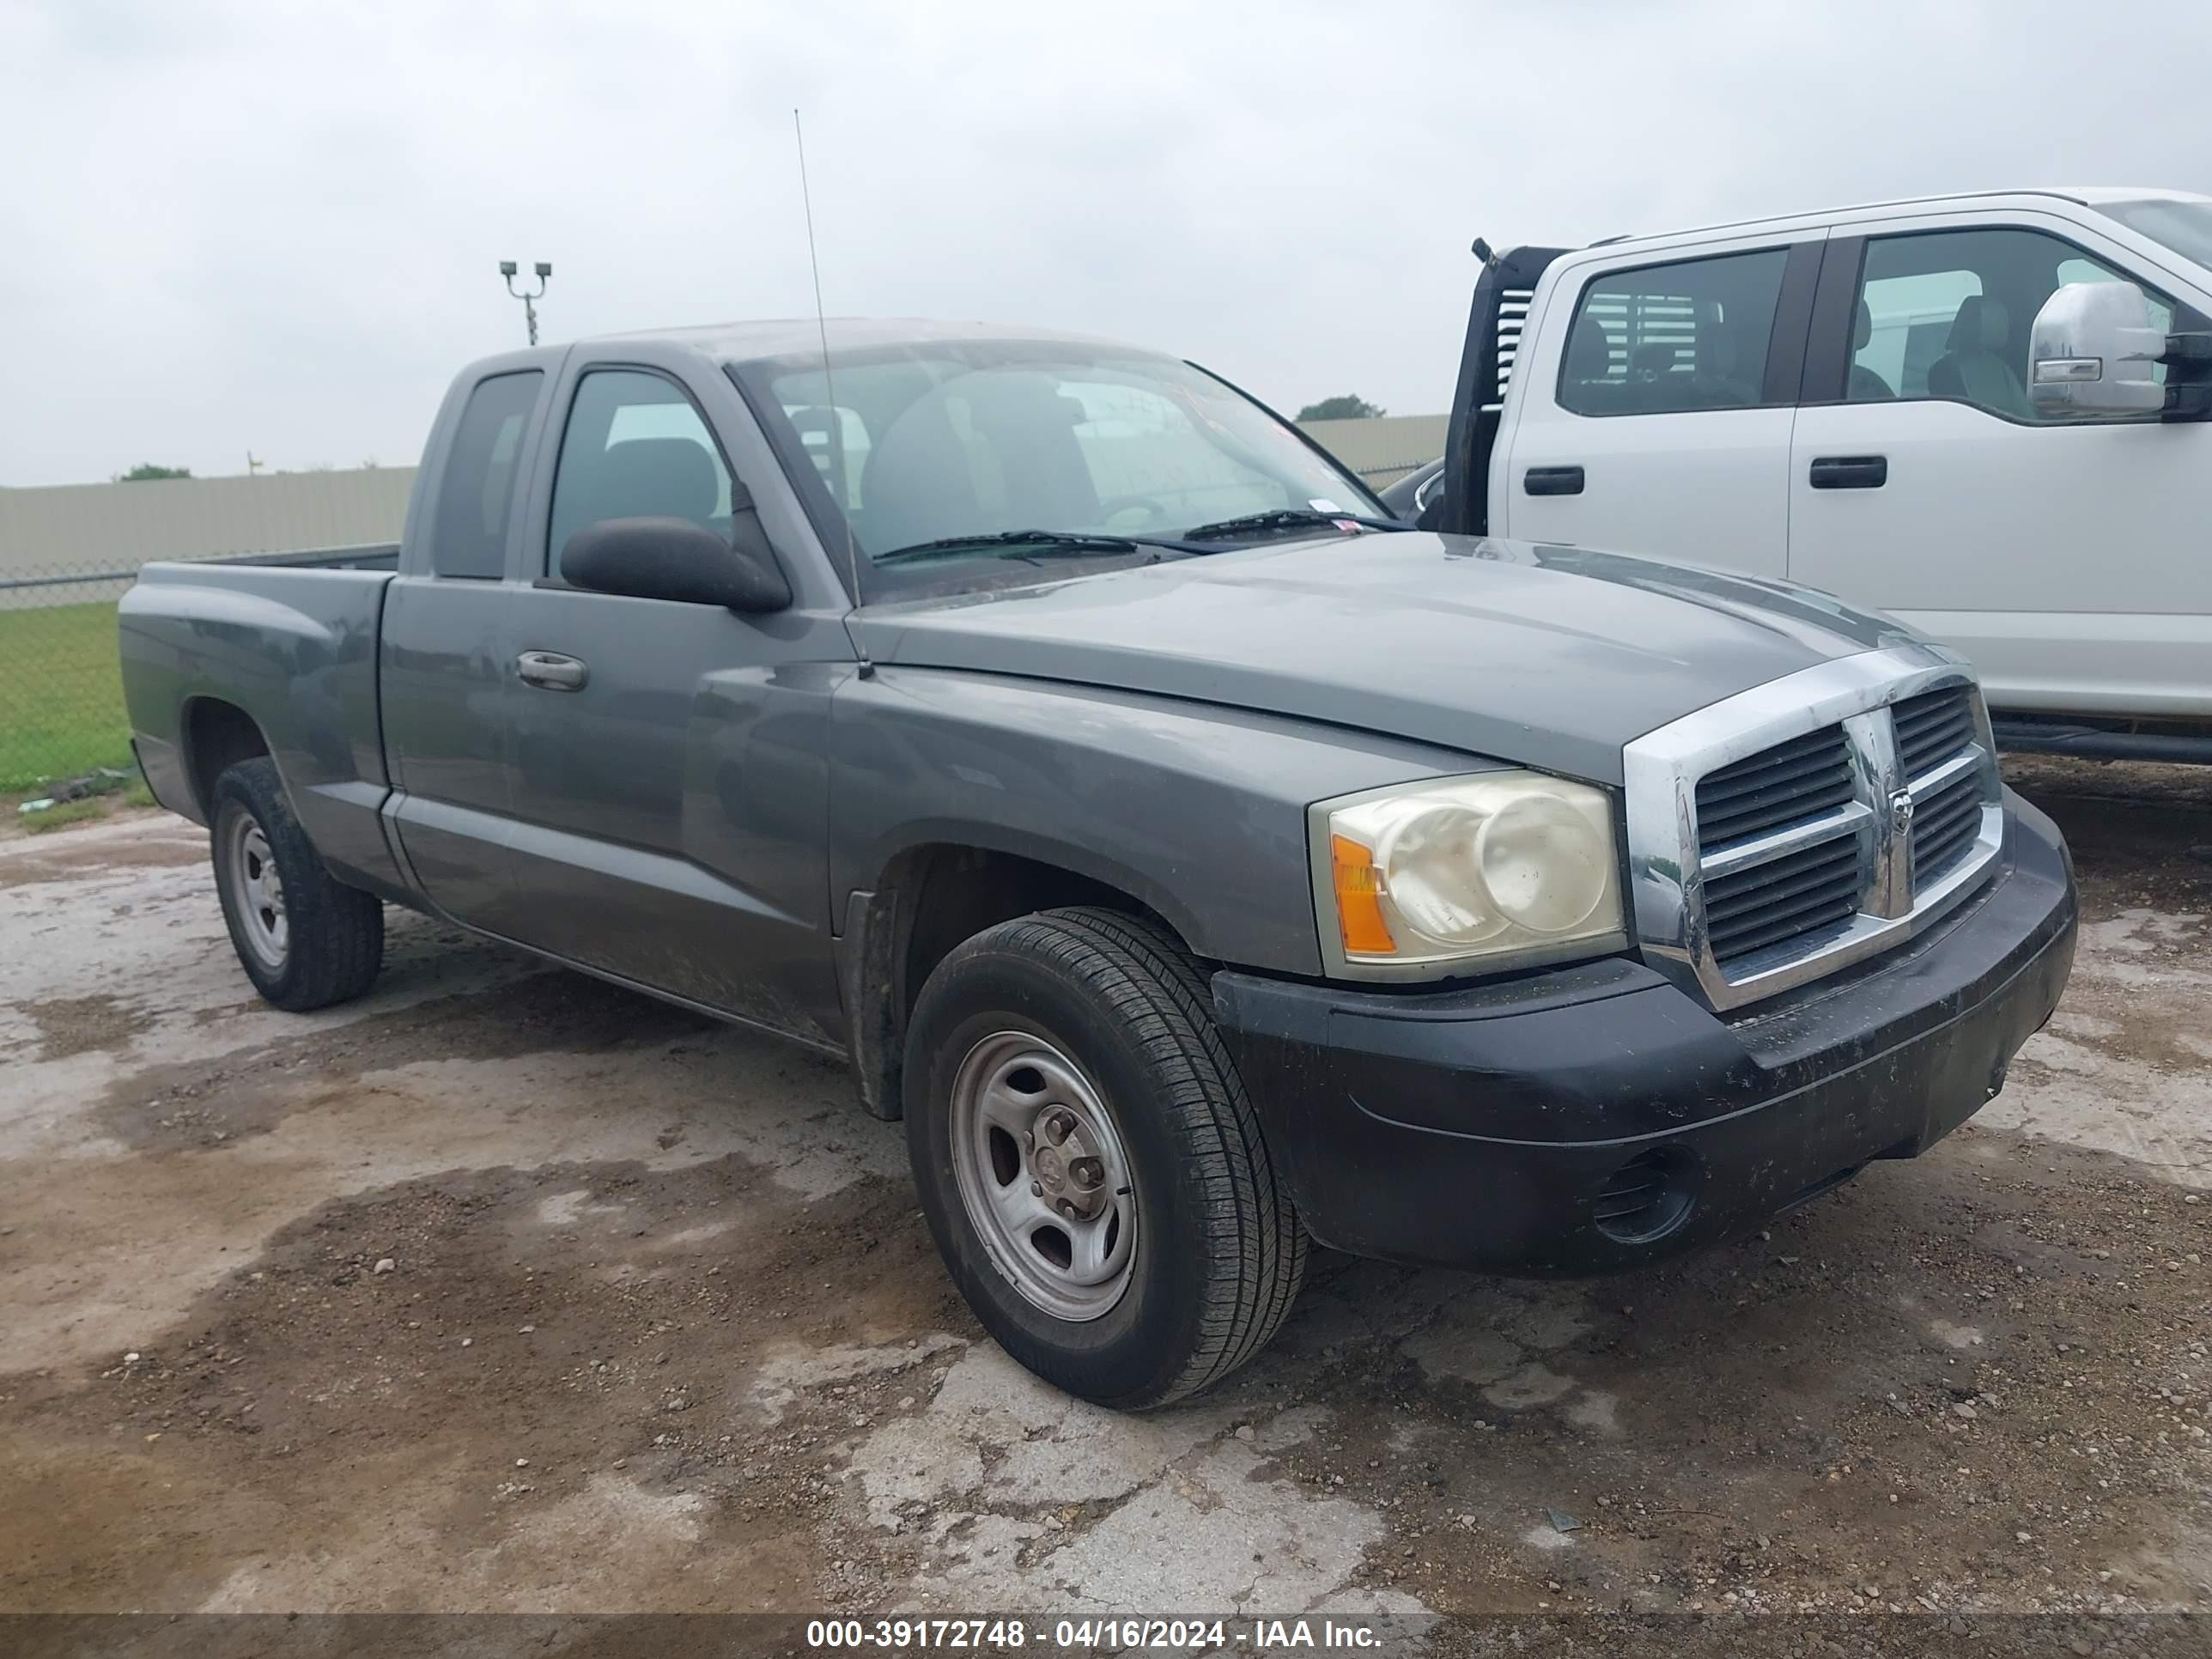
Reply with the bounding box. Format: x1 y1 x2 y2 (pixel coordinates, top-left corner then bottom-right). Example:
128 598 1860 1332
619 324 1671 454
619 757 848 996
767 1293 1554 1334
119 550 401 894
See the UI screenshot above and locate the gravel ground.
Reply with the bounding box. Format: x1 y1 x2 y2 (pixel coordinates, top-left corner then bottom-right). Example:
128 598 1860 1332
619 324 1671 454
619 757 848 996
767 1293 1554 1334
1 757 2208 1630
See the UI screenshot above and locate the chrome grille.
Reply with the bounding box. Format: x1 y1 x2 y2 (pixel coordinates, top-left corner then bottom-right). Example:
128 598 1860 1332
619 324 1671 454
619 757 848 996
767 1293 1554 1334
1622 647 2007 1012
1703 833 1861 969
1893 684 1988 890
1913 768 1985 884
1694 726 1855 851
1893 685 1978 778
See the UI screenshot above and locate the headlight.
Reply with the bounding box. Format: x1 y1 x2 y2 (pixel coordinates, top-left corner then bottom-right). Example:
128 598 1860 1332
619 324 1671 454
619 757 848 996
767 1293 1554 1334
1310 771 1626 980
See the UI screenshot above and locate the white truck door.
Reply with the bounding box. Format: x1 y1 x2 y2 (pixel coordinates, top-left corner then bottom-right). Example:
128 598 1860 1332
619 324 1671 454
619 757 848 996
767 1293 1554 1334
1787 205 2212 723
1498 234 1822 577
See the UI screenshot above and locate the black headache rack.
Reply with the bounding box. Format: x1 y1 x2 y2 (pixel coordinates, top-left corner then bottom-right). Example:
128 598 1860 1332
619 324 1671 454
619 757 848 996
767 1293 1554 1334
1437 240 1570 537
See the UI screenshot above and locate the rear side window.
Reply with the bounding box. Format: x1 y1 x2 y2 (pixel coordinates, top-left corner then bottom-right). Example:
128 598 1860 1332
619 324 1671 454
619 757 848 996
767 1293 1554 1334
430 371 542 579
1557 249 1790 416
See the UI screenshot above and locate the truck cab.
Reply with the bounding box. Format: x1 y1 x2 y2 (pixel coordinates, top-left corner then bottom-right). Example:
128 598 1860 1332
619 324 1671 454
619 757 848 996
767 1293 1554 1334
1441 188 2212 758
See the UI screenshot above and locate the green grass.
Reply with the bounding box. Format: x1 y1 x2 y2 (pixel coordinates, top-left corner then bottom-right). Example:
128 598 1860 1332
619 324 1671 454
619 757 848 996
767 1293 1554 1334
0 600 133 793
9 775 157 836
20 799 110 834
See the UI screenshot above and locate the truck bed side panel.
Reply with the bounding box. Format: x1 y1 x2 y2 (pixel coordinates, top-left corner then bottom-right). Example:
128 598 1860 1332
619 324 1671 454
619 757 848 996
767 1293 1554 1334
119 561 405 897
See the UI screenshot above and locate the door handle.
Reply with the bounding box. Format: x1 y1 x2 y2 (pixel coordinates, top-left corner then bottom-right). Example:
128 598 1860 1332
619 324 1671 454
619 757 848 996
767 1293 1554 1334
515 650 589 691
1523 465 1585 496
1808 454 1888 489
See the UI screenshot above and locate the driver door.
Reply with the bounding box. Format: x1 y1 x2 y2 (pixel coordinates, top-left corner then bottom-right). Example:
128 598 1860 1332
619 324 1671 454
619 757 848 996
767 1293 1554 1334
495 352 852 1035
1787 209 2212 720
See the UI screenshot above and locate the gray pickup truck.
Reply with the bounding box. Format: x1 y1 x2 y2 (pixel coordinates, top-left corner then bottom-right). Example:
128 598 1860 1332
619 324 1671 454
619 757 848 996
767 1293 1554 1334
119 319 2078 1408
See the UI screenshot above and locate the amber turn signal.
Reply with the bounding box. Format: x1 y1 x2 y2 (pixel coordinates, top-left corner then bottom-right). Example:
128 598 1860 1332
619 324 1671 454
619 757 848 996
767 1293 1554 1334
1329 833 1396 956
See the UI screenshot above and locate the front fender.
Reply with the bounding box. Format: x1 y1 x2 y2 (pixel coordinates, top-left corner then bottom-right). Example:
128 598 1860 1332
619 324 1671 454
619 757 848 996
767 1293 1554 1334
828 667 1491 977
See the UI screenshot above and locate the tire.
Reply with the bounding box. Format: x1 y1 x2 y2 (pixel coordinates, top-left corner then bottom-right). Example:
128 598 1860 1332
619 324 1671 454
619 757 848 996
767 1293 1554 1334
903 906 1306 1409
209 756 384 1012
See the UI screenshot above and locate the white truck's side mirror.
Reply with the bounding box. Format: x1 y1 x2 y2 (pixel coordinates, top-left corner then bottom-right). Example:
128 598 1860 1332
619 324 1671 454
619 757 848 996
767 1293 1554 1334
2029 282 2166 418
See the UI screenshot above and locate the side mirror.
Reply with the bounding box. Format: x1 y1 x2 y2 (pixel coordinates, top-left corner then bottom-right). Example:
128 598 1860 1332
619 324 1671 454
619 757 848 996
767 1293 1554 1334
560 516 792 612
2029 282 2166 418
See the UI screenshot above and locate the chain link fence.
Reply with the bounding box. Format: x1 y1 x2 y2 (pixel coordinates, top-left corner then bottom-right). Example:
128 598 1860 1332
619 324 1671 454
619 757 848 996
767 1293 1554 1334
1 562 139 797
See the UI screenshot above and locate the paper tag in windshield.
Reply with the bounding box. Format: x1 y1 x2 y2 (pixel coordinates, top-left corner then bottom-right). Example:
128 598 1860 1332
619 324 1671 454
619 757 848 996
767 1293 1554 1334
1308 498 1345 514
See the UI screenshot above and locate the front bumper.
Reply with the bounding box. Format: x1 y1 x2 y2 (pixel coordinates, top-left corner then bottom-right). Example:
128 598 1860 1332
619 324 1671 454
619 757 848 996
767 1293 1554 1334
1211 788 2077 1275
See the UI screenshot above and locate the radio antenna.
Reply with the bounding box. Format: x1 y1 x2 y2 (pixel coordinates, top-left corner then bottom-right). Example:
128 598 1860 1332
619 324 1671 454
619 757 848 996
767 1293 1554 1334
793 107 870 632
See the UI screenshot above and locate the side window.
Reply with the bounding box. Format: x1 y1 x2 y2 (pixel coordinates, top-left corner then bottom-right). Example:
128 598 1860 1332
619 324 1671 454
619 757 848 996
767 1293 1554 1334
546 369 735 571
1849 228 2174 420
429 371 542 579
1558 249 1790 416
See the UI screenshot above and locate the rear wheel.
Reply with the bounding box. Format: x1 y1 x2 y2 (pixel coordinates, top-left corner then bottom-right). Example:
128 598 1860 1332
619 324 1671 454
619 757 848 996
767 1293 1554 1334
210 757 384 1012
903 907 1306 1408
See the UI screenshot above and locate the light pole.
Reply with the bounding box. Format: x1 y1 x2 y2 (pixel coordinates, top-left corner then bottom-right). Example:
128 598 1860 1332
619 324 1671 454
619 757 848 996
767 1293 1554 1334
500 260 552 346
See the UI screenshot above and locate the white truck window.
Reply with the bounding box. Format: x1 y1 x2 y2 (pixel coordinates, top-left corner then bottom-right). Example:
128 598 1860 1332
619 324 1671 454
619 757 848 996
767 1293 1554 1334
1850 269 1979 400
1849 228 2172 421
1557 249 1789 417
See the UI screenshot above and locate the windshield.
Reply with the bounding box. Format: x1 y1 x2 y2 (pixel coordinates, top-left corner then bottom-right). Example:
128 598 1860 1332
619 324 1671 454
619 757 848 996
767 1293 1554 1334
727 337 1385 591
2095 198 2212 273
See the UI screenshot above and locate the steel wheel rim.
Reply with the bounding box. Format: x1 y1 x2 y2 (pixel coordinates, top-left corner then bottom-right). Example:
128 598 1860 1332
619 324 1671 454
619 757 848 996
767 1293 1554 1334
223 810 289 971
948 1030 1138 1322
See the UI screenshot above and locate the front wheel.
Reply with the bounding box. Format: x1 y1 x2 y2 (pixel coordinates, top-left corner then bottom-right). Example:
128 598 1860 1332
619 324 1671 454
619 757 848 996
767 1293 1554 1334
903 907 1306 1409
210 757 385 1012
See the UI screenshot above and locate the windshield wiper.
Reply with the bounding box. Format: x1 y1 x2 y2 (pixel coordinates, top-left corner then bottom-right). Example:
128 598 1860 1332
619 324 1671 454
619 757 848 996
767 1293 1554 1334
1181 507 1412 543
874 528 1202 565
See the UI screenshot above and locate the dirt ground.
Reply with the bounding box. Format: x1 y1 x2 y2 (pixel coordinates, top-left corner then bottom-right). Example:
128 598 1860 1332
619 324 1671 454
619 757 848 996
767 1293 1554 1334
2 757 2208 1628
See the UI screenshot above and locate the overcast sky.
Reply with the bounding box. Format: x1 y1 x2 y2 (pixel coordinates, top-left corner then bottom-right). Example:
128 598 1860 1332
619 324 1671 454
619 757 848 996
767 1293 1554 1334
4 0 2209 487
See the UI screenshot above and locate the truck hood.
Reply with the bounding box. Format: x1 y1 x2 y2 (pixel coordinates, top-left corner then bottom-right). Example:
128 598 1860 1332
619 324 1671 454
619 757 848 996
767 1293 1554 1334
851 533 1921 785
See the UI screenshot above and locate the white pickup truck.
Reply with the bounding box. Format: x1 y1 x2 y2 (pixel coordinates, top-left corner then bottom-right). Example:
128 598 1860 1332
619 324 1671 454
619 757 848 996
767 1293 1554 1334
1419 186 2212 763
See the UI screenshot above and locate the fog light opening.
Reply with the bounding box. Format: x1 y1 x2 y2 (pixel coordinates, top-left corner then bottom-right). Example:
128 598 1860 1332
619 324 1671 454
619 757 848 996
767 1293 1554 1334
1592 1147 1700 1245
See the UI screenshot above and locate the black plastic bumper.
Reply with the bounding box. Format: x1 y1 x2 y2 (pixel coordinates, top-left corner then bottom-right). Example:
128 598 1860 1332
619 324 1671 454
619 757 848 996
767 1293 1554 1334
1212 789 2077 1275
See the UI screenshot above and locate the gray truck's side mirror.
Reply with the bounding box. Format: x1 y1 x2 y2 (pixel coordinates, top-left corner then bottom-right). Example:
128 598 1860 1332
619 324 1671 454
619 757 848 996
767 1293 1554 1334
2029 282 2166 418
560 516 792 612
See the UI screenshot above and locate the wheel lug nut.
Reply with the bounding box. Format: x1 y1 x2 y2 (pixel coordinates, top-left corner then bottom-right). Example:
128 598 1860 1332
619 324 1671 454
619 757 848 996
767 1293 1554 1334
1030 1181 1043 1196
